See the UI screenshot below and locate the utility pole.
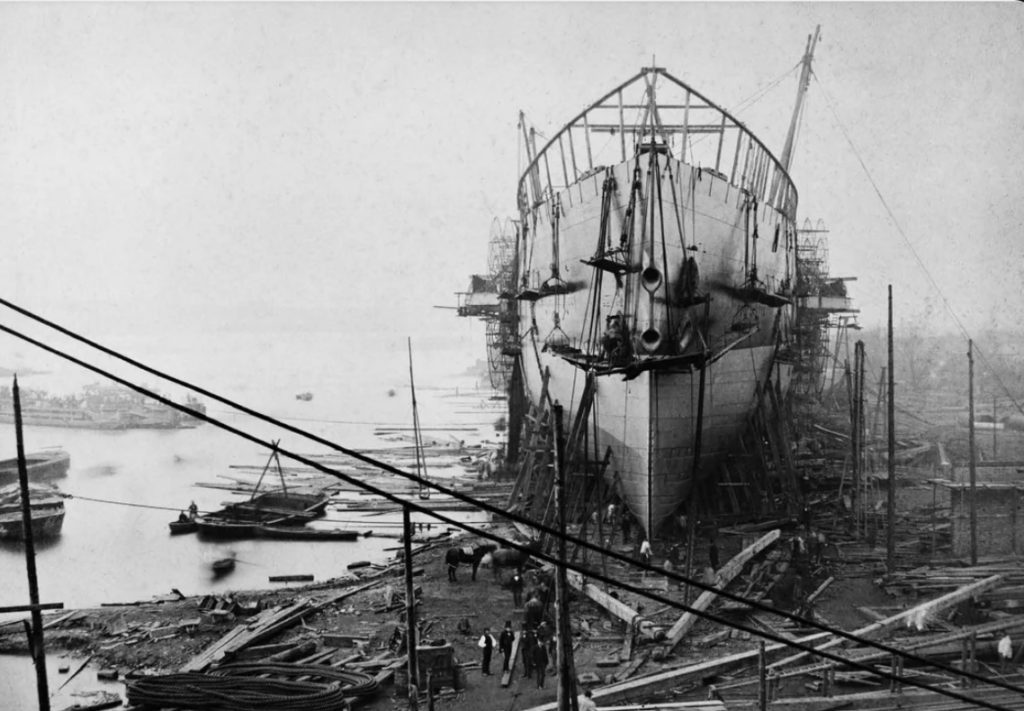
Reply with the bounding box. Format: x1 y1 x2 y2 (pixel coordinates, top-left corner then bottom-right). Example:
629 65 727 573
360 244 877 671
403 506 419 711
886 287 896 573
14 377 50 711
968 340 978 566
553 403 578 711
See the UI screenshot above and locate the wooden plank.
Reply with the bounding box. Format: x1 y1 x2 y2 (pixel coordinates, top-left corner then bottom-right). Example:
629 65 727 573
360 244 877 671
612 650 649 682
768 574 1004 670
665 529 781 651
501 631 521 687
521 632 831 710
566 570 641 627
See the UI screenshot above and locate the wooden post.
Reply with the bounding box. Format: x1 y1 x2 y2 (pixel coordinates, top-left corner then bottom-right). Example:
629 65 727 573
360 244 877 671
968 339 978 566
969 631 977 687
14 378 50 711
849 354 859 536
403 505 419 710
685 341 709 605
857 341 866 538
886 286 896 573
553 403 577 711
758 641 767 711
992 396 998 460
1012 486 1018 555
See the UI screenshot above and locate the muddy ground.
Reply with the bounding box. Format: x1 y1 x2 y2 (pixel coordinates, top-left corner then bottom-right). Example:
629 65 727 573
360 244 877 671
1 517 894 711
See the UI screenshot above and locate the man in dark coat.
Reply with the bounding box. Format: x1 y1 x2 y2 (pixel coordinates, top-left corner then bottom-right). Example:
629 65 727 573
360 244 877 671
532 639 549 688
521 625 537 679
510 572 525 609
499 621 515 673
525 596 544 629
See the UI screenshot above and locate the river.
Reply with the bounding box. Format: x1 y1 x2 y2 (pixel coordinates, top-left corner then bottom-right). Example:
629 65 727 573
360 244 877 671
0 326 502 704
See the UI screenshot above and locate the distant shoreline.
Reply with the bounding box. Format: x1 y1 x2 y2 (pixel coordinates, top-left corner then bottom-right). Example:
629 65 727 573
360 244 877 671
0 367 49 377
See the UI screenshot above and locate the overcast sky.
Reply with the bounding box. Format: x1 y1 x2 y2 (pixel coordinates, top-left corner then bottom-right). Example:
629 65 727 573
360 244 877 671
0 2 1020 343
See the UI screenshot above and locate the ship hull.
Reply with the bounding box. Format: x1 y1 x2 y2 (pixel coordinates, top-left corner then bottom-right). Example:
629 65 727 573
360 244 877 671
515 72 799 537
0 449 71 487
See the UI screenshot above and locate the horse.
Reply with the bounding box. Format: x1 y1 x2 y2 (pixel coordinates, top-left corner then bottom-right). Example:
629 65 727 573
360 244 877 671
444 544 497 582
480 539 542 582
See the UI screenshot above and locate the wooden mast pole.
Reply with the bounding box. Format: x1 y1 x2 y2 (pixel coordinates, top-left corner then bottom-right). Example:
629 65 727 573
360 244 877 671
14 377 51 711
403 505 420 711
886 286 896 572
968 339 978 566
778 25 821 175
408 338 428 498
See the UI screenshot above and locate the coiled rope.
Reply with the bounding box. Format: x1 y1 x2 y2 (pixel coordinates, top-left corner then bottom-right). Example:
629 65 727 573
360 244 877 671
125 663 378 710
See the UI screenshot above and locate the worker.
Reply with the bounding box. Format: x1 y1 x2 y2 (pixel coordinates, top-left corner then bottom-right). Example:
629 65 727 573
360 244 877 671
999 634 1013 672
578 689 597 711
188 501 198 520
499 621 515 673
510 571 525 609
639 536 652 576
478 627 497 676
177 511 189 523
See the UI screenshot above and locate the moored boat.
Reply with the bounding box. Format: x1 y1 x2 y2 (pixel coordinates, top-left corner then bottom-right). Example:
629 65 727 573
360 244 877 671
0 448 71 487
169 519 199 535
196 489 330 539
0 482 66 541
256 525 358 541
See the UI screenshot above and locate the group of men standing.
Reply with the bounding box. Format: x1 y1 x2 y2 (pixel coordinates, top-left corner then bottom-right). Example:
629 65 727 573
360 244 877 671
477 619 553 688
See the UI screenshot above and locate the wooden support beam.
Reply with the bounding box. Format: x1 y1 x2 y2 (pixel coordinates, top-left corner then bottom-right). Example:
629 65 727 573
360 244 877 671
521 631 831 710
566 570 641 627
665 529 781 651
768 574 1004 671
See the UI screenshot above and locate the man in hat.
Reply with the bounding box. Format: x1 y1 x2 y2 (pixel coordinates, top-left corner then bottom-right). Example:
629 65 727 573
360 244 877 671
499 621 515 673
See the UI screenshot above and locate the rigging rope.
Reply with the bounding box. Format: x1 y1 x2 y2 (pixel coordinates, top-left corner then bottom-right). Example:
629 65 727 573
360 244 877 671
0 303 1021 704
812 70 1024 421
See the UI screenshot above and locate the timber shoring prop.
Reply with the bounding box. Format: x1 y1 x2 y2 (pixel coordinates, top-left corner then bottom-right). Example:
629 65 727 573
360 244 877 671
4 307 1024 705
665 529 781 650
767 574 1004 672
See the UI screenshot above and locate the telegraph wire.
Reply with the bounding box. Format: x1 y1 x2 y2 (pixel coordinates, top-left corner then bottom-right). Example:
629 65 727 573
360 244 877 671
0 307 1021 703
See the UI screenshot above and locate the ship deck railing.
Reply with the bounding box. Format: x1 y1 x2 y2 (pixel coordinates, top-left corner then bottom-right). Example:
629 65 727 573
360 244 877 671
518 67 797 221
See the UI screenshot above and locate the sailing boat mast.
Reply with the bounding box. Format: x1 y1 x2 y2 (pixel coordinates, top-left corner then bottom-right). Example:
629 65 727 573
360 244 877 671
407 338 430 500
778 25 821 174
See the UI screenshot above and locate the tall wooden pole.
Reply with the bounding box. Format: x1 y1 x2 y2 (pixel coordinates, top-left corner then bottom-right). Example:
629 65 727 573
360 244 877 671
968 340 978 566
886 287 896 572
553 403 577 711
856 341 866 537
14 377 50 711
685 353 708 605
403 505 419 710
992 395 998 460
850 347 861 537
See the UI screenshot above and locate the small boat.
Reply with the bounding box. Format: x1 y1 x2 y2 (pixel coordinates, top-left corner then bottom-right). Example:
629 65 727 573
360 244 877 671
169 519 198 535
0 448 71 487
0 483 66 541
256 525 359 541
197 447 329 539
295 392 313 401
196 518 261 539
211 557 236 575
